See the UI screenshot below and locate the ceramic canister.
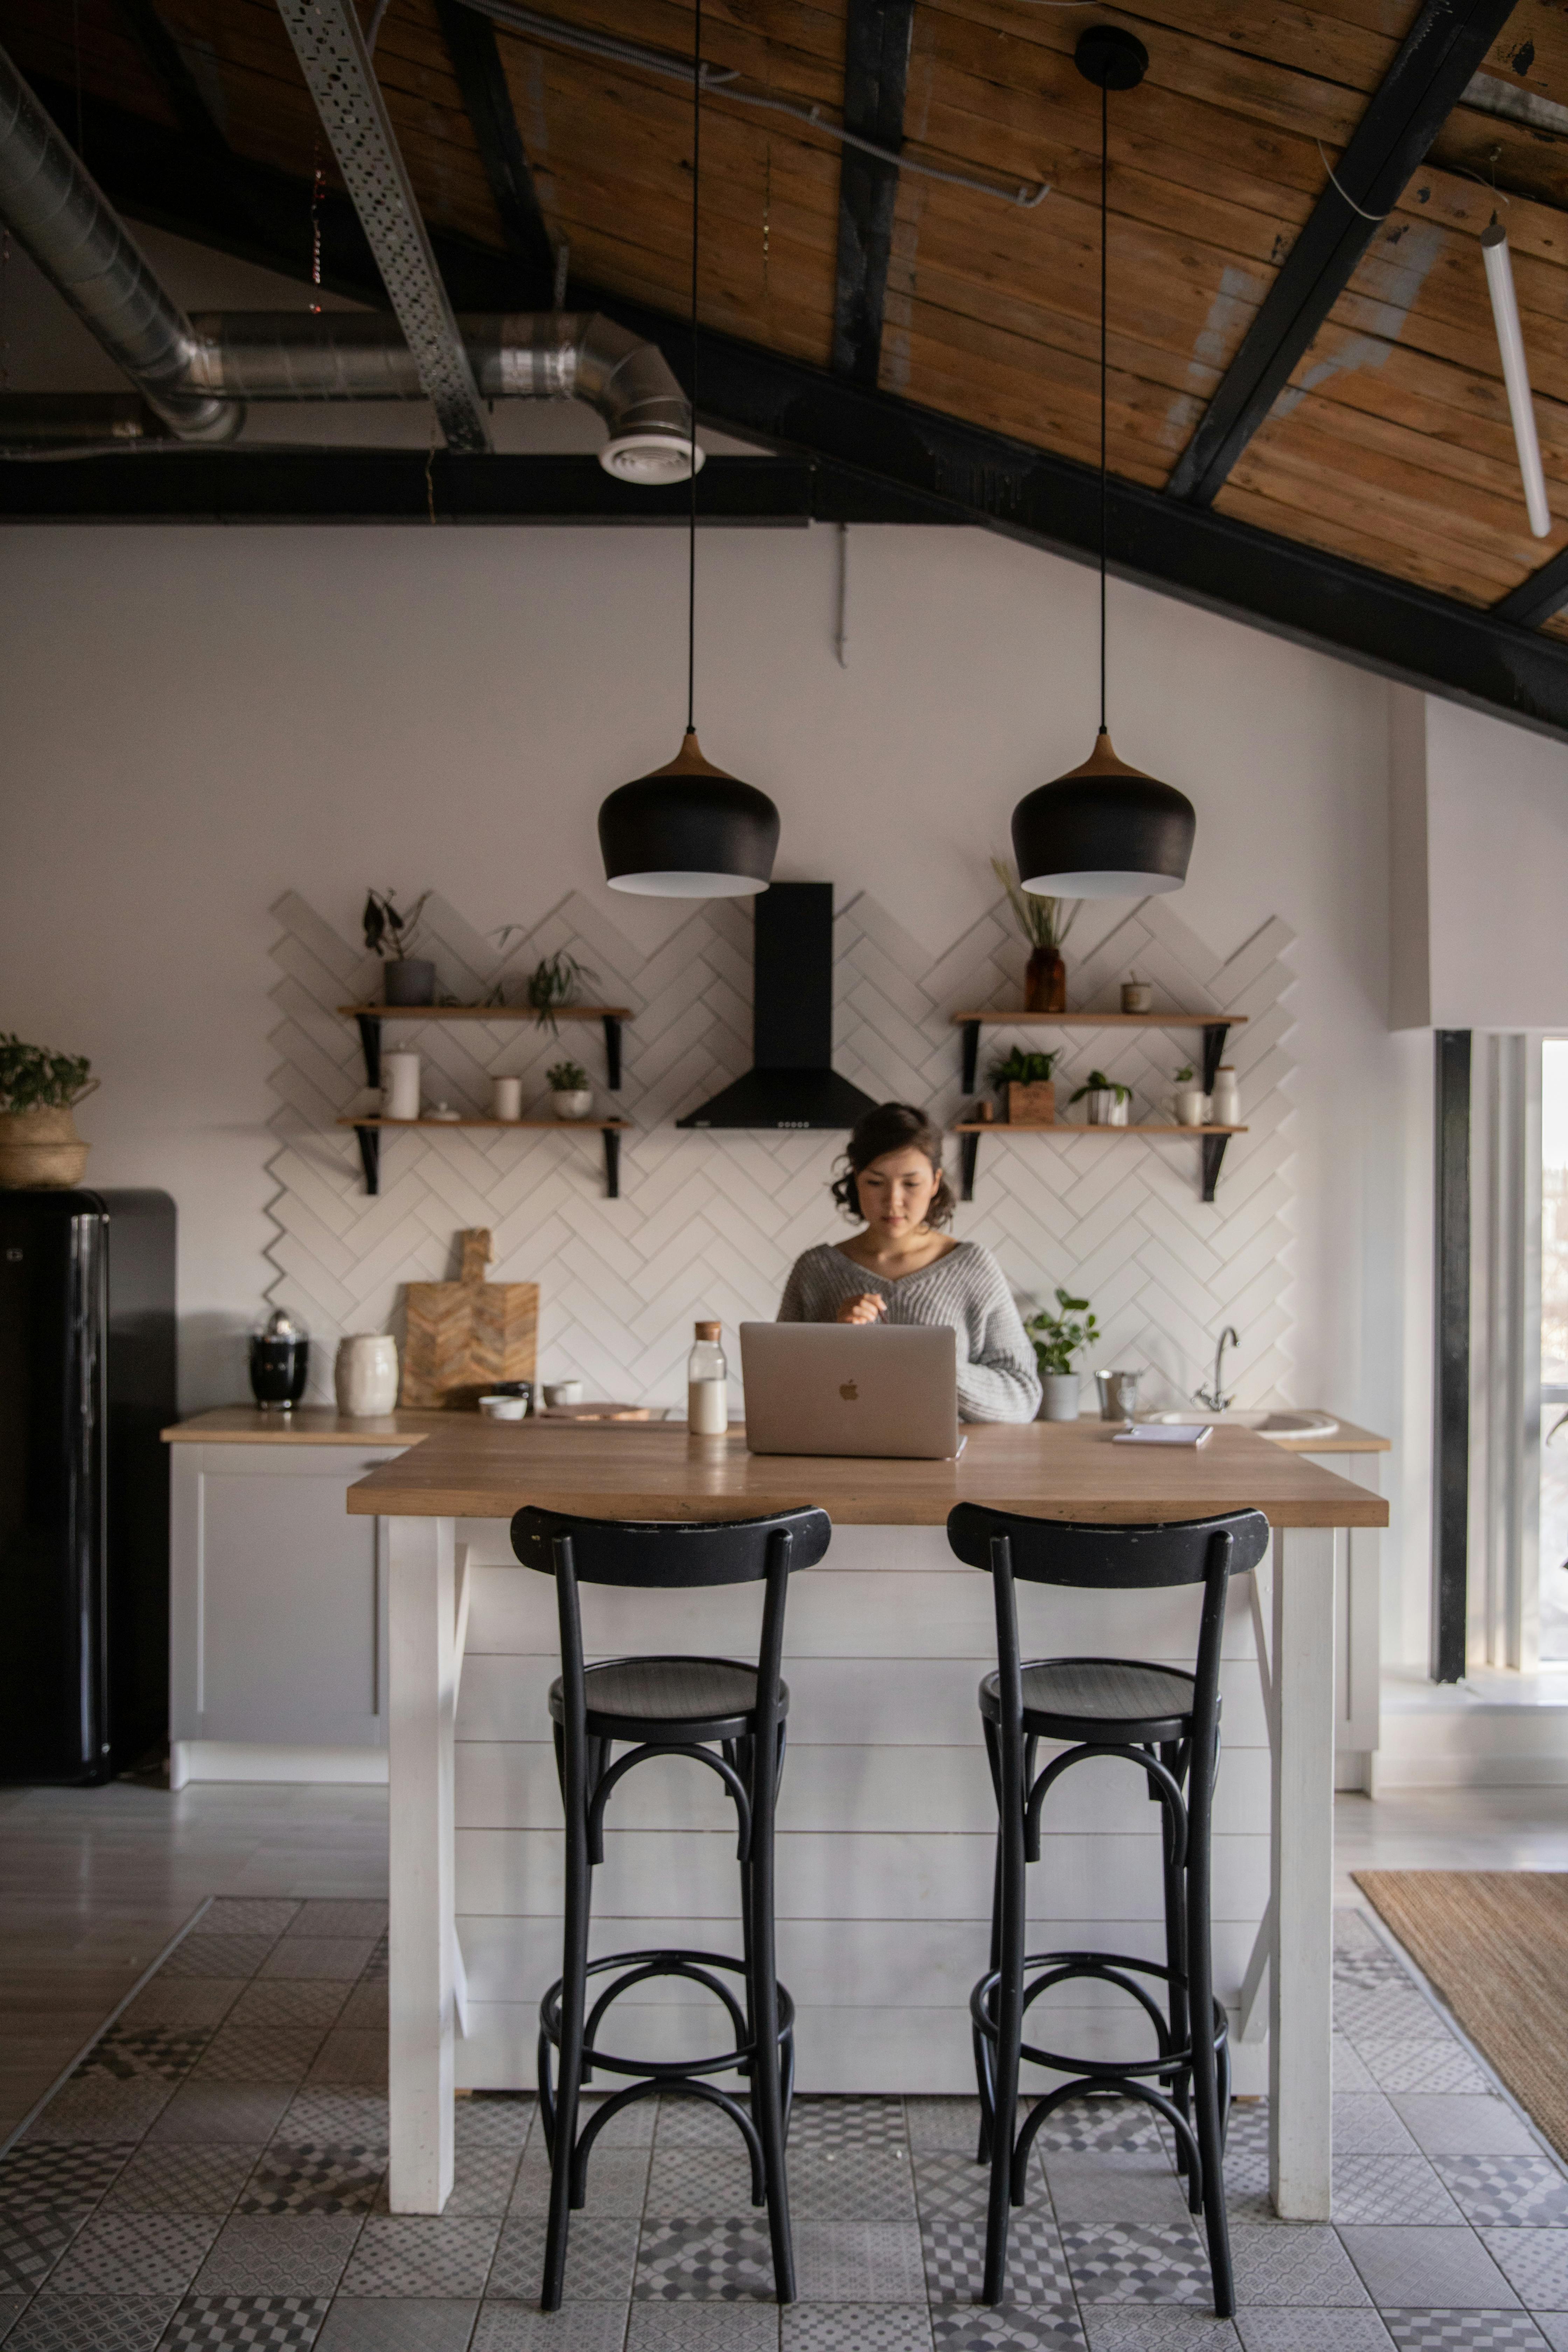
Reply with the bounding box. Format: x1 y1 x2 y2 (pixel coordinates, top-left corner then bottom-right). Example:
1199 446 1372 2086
382 1051 421 1121
335 1334 399 1416
490 1075 523 1121
1210 1067 1241 1127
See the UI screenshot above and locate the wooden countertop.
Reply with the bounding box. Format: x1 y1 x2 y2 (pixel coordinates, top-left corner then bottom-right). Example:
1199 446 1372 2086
343 1416 1388 1529
163 1407 446 1446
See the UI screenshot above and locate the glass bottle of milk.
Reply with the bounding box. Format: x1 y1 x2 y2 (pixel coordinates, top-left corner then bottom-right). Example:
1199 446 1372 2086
687 1319 728 1435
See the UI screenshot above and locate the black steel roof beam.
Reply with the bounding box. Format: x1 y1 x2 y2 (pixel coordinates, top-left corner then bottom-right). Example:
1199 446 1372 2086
1167 0 1519 506
830 0 913 384
1492 546 1568 627
435 0 556 305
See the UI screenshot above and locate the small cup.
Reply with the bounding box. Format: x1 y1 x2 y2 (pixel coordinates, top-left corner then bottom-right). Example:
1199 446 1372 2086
490 1076 522 1122
1096 1368 1142 1422
478 1393 529 1421
1121 980 1153 1014
543 1379 583 1407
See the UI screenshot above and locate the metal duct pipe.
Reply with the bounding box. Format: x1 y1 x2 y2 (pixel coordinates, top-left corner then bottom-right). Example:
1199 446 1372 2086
0 44 240 443
188 311 701 481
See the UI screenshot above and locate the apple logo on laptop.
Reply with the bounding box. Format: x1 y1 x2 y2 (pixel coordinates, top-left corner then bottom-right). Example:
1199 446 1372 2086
839 1380 859 1401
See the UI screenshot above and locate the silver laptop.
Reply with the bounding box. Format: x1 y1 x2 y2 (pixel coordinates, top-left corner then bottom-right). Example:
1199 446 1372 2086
739 1323 962 1459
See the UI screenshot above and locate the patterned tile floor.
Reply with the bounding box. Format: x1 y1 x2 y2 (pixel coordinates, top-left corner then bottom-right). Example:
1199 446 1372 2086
0 1900 1565 2350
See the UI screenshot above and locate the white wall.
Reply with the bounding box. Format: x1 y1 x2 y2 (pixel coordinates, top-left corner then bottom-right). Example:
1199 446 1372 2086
0 229 1438 1655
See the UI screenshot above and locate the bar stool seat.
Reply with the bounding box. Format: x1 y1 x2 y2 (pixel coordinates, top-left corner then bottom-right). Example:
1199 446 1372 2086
548 1654 789 1742
979 1657 1197 1744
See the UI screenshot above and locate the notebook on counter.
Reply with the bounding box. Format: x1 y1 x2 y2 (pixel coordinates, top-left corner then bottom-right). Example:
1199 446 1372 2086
1111 1422 1214 1447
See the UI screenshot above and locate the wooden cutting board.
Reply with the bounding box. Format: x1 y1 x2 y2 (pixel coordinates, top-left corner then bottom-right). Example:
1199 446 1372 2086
400 1229 538 1410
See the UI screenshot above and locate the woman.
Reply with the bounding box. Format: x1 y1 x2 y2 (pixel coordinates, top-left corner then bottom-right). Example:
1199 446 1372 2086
777 1102 1042 1424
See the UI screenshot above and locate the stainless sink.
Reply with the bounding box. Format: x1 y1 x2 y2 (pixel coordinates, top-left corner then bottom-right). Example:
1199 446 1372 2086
1146 1409 1339 1442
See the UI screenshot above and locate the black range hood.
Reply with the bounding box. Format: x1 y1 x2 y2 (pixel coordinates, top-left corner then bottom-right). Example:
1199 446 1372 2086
677 882 879 1130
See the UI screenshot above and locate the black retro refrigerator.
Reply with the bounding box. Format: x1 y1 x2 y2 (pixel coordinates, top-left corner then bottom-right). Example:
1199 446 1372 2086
0 1189 176 1783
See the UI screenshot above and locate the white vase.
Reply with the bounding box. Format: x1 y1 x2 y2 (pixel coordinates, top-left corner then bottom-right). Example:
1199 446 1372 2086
1038 1372 1080 1422
1210 1068 1240 1127
1174 1088 1210 1127
1085 1090 1128 1127
335 1334 399 1416
552 1089 593 1120
382 1051 421 1121
490 1075 522 1121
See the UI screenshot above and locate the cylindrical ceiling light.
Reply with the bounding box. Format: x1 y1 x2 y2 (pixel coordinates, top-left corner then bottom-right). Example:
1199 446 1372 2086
1010 26 1195 901
596 0 779 897
1482 217 1551 540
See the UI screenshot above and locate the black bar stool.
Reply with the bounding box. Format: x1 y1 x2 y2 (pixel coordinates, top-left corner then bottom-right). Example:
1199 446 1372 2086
510 1503 832 2312
946 1502 1270 2318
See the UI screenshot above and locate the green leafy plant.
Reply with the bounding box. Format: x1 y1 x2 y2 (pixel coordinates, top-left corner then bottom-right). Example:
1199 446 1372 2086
0 1035 96 1112
362 888 431 960
987 1046 1060 1088
1069 1069 1130 1106
1024 1286 1100 1378
1174 1064 1196 1085
486 944 600 1033
547 1059 589 1092
991 856 1080 953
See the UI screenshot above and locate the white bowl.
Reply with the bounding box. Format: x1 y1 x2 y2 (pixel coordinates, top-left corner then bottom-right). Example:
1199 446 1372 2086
478 1393 529 1421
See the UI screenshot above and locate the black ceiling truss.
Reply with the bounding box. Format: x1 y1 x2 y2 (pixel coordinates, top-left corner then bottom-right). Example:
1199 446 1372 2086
10 75 1568 740
435 0 556 307
830 0 914 385
1492 547 1568 629
1166 0 1519 506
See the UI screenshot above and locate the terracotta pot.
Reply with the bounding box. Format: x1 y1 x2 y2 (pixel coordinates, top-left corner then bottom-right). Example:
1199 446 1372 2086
0 1105 90 1189
1006 1080 1055 1127
1024 945 1066 1014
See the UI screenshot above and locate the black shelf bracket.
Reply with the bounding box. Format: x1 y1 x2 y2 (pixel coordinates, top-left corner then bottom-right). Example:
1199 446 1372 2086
355 1013 383 1091
1200 1022 1230 1095
959 1131 980 1202
1200 1134 1229 1204
603 1015 623 1091
604 1129 622 1198
960 1020 980 1094
353 1125 381 1196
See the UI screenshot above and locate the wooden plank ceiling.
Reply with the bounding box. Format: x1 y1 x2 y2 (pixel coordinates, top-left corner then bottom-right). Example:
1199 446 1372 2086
9 0 1568 628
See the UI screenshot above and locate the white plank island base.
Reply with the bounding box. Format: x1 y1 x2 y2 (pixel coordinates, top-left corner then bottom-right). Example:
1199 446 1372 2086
345 1419 1387 2222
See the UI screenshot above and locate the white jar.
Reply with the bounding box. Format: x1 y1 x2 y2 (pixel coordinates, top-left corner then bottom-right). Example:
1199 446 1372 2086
382 1051 421 1121
490 1075 522 1121
688 1319 728 1435
335 1333 399 1416
1174 1088 1210 1128
1210 1066 1240 1127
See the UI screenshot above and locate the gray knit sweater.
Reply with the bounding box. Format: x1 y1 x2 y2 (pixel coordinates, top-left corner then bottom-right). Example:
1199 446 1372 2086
777 1240 1043 1424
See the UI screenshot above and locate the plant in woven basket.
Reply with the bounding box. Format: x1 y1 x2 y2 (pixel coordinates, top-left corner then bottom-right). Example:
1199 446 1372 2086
0 1035 98 1190
0 1035 95 1111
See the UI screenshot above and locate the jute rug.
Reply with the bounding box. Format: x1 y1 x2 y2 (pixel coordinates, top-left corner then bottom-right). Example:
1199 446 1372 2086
1355 1870 1568 2157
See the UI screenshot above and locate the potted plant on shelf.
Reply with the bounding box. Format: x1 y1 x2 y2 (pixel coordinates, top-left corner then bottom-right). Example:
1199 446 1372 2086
0 1034 97 1188
1172 1064 1209 1127
992 856 1079 1014
987 1046 1060 1126
364 889 435 1006
547 1060 593 1120
1069 1069 1131 1127
1024 1286 1100 1422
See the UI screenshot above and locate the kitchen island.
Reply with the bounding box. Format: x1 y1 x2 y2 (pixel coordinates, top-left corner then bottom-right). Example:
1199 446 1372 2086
345 1415 1386 2228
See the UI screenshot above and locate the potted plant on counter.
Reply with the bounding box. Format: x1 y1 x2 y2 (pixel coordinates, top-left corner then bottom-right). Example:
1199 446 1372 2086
1025 1286 1100 1422
988 1046 1060 1126
0 1034 97 1188
1069 1069 1131 1127
364 888 435 1005
547 1060 593 1119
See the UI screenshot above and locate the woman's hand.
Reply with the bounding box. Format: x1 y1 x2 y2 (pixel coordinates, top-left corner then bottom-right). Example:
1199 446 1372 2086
836 1293 887 1325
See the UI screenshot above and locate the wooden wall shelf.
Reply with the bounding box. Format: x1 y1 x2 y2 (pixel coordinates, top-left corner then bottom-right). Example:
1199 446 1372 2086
953 1120 1247 1205
336 1005 632 1197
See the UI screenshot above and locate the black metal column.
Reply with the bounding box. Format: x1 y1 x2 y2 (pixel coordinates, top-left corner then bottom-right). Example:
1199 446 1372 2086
1433 1029 1471 1683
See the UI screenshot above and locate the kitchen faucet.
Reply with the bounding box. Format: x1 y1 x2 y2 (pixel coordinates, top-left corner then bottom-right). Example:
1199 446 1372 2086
1195 1326 1238 1413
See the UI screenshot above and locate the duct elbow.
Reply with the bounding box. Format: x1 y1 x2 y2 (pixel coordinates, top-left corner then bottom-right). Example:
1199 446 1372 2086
575 315 702 484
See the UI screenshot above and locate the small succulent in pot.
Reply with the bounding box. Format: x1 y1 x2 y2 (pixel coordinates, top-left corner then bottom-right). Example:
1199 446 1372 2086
1069 1068 1130 1127
363 888 435 1005
547 1059 593 1120
1173 1063 1210 1127
1024 1286 1100 1422
0 1034 98 1188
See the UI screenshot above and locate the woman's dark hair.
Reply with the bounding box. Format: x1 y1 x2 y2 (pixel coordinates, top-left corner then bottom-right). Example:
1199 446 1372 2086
831 1102 955 1229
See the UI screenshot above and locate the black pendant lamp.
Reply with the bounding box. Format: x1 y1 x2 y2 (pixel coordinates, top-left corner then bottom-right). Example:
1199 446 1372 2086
597 0 779 897
1010 27 1195 900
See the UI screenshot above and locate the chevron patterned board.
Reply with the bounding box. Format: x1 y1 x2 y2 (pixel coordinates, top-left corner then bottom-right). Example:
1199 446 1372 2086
265 887 1296 1414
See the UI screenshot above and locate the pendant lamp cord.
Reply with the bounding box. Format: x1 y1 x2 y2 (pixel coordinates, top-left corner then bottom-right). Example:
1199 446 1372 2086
687 0 701 736
1099 75 1107 738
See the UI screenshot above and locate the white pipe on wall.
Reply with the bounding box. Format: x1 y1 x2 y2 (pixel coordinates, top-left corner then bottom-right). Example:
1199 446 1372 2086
1482 220 1552 539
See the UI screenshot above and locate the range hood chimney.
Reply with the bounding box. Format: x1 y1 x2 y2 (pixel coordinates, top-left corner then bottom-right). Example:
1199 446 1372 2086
677 884 879 1131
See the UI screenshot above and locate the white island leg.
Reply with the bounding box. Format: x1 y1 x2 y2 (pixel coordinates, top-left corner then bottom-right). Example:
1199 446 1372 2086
388 1514 457 2214
1269 1524 1337 2219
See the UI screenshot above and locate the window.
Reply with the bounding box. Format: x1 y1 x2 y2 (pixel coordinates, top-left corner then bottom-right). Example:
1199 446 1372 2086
1539 1040 1568 1659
